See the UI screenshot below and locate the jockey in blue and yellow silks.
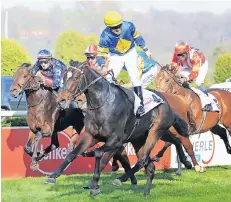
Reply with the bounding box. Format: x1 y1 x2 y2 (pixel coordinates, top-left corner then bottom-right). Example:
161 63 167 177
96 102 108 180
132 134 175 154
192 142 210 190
97 10 152 116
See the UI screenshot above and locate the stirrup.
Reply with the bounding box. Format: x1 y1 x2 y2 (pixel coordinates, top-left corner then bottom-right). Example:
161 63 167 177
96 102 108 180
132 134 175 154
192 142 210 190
202 104 213 111
136 105 145 117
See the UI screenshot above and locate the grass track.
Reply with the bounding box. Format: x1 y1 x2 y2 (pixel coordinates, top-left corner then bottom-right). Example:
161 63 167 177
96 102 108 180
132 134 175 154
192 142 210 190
2 166 231 202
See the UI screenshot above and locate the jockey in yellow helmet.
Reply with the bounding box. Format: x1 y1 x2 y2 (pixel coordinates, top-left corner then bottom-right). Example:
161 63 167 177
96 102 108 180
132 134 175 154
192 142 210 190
97 11 152 117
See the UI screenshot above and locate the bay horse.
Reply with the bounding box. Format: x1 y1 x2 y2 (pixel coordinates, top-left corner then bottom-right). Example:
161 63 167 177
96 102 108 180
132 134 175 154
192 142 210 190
45 61 195 196
10 63 85 170
9 63 137 185
154 65 231 164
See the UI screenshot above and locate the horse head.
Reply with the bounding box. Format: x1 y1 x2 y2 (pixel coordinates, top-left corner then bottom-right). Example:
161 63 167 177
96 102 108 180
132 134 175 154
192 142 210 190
155 64 183 94
57 60 89 109
10 63 39 98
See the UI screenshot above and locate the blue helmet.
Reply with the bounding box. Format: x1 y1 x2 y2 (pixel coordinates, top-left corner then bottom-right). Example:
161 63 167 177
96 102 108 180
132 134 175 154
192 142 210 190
37 49 52 59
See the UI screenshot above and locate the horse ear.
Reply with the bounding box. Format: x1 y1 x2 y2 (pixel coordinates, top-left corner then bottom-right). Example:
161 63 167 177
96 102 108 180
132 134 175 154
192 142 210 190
69 59 74 66
20 63 33 71
28 64 33 70
69 60 82 67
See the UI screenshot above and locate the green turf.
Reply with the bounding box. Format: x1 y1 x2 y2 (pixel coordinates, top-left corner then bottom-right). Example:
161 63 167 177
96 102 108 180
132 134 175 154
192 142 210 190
2 166 231 202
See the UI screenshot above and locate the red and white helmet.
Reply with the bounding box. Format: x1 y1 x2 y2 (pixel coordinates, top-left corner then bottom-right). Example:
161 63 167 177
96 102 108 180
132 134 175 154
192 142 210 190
85 45 98 57
174 40 190 55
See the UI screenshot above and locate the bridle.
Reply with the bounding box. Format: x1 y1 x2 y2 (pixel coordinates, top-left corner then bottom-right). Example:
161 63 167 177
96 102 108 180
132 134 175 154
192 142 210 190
63 65 116 110
155 65 183 94
13 68 51 108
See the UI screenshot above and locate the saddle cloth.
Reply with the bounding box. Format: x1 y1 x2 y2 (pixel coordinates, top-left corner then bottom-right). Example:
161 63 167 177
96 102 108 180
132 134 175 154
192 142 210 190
133 89 165 116
114 85 164 116
190 87 220 112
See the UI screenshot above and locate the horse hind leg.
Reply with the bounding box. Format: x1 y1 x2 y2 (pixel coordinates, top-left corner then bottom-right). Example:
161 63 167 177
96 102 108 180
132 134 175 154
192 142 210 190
211 125 231 154
171 113 206 173
113 148 137 185
157 131 192 175
30 131 42 171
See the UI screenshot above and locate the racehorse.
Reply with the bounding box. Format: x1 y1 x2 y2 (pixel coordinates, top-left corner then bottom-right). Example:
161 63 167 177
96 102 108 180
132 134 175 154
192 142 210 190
45 61 195 196
9 63 137 185
10 63 85 170
154 65 231 164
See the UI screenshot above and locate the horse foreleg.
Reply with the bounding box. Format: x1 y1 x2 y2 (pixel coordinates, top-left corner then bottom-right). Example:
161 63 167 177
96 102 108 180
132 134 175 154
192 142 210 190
24 130 35 157
111 156 120 172
170 127 206 173
116 127 163 196
91 147 119 196
160 131 192 175
36 132 59 161
67 131 79 153
30 131 42 171
45 131 97 184
113 147 137 185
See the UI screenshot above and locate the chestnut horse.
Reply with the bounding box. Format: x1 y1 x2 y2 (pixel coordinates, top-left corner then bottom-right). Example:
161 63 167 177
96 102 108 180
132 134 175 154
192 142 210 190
154 65 231 163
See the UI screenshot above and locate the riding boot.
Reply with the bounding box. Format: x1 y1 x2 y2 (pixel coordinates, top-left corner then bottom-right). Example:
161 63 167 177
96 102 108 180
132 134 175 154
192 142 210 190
199 84 213 111
134 86 145 116
199 84 209 96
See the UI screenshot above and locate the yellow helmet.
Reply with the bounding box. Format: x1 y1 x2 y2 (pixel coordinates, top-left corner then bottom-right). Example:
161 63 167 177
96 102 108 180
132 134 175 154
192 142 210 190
104 11 122 27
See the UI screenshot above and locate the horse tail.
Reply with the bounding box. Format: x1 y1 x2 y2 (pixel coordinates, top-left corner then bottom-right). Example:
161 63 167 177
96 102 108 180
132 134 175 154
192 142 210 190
172 110 189 138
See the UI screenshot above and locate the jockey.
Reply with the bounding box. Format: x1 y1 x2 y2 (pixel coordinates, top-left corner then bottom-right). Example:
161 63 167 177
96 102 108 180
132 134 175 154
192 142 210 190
85 44 98 68
32 49 67 91
170 40 212 110
85 45 101 70
97 10 152 116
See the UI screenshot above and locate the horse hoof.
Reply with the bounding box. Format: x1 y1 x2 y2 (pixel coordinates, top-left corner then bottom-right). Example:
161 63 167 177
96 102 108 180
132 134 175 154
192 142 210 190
44 178 56 184
90 188 101 196
30 162 39 171
83 184 91 189
185 161 192 169
112 179 122 187
144 190 150 196
112 164 119 172
131 177 137 185
175 171 182 176
227 148 231 155
83 180 92 189
195 165 206 173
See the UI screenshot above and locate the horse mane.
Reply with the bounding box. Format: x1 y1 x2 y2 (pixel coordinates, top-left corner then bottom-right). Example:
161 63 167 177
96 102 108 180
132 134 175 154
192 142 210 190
69 59 81 67
20 63 32 68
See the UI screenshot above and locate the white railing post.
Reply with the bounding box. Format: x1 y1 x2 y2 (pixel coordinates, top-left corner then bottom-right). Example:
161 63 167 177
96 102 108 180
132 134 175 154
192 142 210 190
1 111 27 117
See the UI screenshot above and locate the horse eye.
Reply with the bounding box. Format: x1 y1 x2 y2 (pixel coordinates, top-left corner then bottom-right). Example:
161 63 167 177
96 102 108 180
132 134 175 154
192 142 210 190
166 79 169 82
24 75 28 78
